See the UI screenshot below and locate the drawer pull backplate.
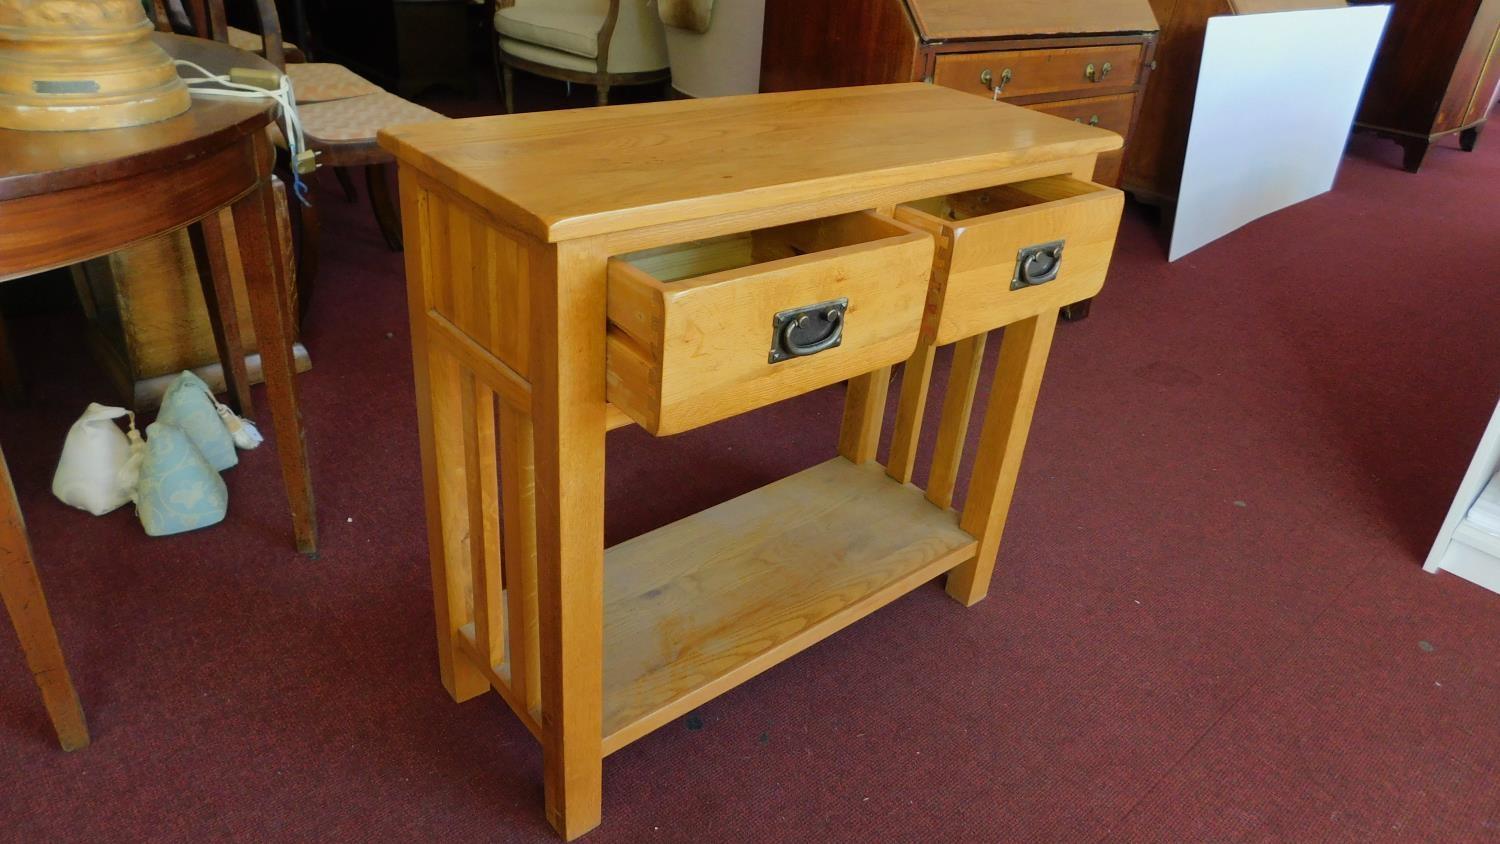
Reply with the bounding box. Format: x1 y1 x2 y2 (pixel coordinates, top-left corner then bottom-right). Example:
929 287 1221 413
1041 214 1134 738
1012 241 1065 290
769 298 847 363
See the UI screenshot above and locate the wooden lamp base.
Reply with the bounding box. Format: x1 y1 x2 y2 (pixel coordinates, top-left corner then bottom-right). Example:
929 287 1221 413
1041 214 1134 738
0 0 189 132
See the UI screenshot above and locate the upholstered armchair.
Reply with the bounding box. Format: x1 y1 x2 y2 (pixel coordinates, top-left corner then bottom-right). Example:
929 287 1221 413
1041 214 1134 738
657 0 765 99
492 0 670 111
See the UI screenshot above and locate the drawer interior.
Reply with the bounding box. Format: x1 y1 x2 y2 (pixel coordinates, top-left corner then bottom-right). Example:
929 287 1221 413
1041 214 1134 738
614 212 915 287
904 174 1108 223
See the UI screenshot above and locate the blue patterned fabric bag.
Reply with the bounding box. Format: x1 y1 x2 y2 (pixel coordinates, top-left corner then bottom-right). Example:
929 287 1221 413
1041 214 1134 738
156 371 238 471
135 422 228 537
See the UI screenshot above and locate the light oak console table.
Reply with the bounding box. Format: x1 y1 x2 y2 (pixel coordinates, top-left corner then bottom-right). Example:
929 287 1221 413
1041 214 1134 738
379 83 1123 839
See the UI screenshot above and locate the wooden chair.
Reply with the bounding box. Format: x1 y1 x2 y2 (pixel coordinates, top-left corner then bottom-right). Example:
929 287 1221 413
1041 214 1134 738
172 0 446 259
490 0 670 111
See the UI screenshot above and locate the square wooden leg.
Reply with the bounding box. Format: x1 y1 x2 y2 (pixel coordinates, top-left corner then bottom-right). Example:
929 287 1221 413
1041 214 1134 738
187 209 255 417
0 446 89 751
230 177 318 556
531 243 606 840
947 311 1057 606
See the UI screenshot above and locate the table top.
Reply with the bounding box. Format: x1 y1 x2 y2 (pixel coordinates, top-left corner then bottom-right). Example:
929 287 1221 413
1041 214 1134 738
377 83 1122 243
0 34 276 203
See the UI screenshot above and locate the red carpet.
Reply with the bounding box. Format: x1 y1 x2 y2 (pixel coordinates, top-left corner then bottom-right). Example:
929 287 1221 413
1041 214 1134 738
2 112 1498 841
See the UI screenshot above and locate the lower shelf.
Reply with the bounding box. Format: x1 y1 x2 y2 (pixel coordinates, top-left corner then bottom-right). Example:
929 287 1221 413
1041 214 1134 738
601 456 977 753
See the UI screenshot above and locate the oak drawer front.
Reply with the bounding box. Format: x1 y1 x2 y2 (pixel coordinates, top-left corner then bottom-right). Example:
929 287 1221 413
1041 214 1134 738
607 212 934 436
895 176 1123 345
934 46 1144 102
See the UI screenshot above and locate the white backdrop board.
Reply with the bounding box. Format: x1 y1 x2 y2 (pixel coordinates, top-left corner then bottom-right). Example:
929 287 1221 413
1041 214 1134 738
1169 5 1391 261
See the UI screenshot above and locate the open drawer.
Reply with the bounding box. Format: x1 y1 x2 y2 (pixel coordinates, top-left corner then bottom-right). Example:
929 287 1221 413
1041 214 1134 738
896 176 1123 345
607 211 934 436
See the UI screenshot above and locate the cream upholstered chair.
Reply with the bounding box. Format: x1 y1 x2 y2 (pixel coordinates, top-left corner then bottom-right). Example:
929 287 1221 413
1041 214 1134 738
657 0 765 99
492 0 670 111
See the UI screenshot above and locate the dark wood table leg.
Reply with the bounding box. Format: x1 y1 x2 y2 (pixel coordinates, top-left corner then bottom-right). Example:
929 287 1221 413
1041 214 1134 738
0 446 89 751
187 210 255 418
231 178 318 556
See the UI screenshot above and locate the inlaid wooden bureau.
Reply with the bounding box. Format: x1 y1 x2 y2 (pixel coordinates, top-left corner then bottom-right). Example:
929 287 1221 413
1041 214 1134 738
379 83 1123 839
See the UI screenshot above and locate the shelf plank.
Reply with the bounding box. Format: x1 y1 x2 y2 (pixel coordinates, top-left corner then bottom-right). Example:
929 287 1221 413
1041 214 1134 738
601 457 977 752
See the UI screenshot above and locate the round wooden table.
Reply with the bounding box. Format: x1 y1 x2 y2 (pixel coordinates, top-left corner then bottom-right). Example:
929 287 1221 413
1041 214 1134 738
0 34 317 752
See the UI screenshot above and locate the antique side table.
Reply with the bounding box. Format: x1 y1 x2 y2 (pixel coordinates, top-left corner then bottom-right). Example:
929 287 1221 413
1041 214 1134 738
381 83 1123 838
0 34 317 751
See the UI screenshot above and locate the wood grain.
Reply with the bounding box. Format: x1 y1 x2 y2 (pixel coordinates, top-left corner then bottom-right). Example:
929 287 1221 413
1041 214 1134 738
601 457 976 752
896 176 1123 345
605 212 933 435
377 84 1121 242
908 0 1159 40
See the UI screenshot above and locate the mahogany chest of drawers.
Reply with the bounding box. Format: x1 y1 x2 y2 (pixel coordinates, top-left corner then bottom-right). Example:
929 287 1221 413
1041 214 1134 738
759 0 1160 188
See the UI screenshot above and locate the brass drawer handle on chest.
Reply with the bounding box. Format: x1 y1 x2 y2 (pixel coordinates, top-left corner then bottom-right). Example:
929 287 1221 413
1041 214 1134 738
979 67 1012 97
1073 114 1101 126
1085 61 1112 83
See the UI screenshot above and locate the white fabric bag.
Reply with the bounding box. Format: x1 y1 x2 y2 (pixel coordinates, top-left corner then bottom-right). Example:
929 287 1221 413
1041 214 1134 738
51 403 144 516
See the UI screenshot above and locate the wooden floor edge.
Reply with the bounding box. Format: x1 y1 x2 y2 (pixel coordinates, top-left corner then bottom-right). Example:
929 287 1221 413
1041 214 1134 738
599 539 978 755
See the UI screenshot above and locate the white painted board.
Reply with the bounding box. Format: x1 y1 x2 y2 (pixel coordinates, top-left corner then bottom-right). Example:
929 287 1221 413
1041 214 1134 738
1169 5 1391 261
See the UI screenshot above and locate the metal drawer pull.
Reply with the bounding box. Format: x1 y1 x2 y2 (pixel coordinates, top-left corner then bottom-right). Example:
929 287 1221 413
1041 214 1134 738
1073 115 1101 126
1011 241 1065 290
1085 62 1113 83
769 298 847 363
979 67 1012 98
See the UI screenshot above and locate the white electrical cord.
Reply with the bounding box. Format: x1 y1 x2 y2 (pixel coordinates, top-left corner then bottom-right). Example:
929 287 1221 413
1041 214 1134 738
173 59 315 204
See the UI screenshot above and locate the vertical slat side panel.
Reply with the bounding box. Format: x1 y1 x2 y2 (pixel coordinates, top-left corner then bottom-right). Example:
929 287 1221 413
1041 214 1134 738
886 342 937 484
400 168 487 701
499 397 542 715
464 372 504 671
926 333 987 510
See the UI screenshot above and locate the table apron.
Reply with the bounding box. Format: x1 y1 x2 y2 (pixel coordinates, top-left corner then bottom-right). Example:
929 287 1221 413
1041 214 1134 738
0 133 273 282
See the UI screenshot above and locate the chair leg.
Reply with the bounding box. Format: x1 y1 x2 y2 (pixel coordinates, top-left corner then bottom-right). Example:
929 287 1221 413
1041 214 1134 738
333 167 358 203
595 81 610 107
502 63 515 114
366 164 403 252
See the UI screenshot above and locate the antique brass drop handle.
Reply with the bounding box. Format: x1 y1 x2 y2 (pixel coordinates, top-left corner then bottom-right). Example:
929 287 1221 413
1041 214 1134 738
1085 62 1113 83
1073 115 1102 126
769 298 848 362
979 67 1012 97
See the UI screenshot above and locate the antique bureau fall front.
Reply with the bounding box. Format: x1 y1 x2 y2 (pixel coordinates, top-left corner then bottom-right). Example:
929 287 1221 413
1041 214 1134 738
378 83 1124 839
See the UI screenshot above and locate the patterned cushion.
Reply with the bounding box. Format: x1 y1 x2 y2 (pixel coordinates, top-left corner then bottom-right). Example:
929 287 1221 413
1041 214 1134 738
300 92 448 144
227 25 298 54
287 63 383 104
495 5 603 59
157 371 238 472
136 422 228 537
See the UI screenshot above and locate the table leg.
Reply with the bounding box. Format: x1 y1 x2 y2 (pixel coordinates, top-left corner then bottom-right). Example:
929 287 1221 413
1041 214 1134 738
231 179 318 556
532 243 605 840
0 445 89 751
187 210 254 417
948 311 1058 606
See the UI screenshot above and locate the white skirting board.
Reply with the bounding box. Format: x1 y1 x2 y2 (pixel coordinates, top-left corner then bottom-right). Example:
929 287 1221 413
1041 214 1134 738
1426 397 1500 594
